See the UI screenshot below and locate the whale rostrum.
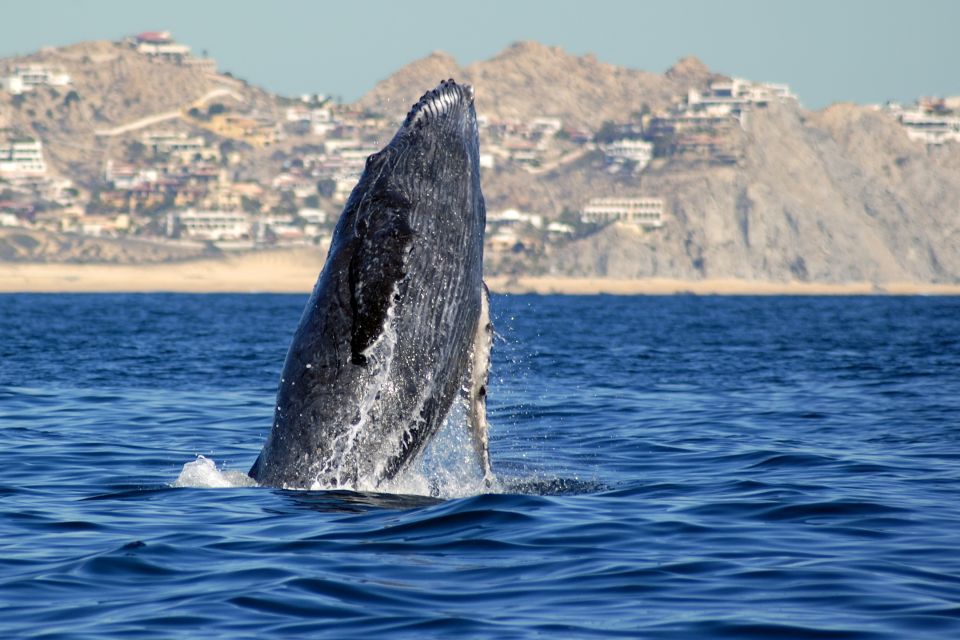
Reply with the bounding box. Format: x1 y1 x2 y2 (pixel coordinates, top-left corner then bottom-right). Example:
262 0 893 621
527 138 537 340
249 80 492 490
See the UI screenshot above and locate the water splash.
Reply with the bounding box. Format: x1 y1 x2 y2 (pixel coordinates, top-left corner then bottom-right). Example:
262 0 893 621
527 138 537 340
173 455 257 488
384 396 493 498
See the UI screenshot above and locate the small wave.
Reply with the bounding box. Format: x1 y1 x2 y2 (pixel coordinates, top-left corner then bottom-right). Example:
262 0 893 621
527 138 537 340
172 456 257 488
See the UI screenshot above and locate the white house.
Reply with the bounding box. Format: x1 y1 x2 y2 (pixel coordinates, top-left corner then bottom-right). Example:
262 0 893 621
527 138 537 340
898 110 960 145
1 65 72 95
133 31 192 60
0 212 23 227
601 139 654 169
488 208 544 229
297 208 327 225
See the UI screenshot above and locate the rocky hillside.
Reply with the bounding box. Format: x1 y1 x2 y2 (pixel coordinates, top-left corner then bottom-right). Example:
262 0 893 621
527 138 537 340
519 101 960 283
359 42 710 128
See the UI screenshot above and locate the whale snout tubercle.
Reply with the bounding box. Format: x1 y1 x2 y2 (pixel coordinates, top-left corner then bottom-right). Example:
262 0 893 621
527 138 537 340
404 80 475 127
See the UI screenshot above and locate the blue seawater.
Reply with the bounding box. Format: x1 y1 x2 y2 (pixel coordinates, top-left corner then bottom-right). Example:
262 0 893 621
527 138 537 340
1 293 959 639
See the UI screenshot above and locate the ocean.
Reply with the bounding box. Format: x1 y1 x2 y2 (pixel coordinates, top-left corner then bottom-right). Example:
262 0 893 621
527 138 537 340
1 293 959 638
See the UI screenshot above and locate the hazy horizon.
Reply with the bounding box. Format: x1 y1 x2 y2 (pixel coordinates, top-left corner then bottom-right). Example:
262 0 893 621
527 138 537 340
2 0 959 109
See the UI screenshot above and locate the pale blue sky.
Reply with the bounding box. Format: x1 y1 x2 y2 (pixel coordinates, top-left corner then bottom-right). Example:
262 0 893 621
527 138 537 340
2 0 958 108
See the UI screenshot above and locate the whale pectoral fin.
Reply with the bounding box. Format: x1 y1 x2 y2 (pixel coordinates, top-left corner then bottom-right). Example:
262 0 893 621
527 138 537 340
348 195 414 365
467 283 493 481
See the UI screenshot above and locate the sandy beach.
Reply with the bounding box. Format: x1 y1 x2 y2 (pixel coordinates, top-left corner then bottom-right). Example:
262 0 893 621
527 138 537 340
2 250 959 295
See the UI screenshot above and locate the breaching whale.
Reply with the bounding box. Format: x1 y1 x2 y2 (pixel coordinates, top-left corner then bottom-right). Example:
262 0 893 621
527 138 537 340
250 80 492 490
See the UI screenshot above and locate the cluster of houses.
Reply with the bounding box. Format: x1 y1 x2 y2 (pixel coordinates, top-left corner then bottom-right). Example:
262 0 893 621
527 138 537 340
0 55 687 252
97 125 326 248
3 35 821 253
645 76 796 164
589 76 797 174
0 133 79 225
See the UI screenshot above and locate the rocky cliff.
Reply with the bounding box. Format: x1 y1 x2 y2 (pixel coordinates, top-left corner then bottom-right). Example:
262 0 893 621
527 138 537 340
529 102 960 283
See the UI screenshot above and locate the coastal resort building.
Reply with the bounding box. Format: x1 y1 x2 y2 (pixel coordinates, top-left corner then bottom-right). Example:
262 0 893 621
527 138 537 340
580 197 665 229
142 130 206 156
166 209 251 242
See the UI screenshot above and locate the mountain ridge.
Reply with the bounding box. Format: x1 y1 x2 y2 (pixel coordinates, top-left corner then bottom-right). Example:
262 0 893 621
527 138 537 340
2 38 958 285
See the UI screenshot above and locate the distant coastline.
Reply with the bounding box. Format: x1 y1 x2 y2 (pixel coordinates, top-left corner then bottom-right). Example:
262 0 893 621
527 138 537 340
3 37 959 286
2 251 958 295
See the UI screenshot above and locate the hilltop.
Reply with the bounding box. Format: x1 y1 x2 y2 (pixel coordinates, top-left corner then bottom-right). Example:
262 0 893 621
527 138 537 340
358 41 708 128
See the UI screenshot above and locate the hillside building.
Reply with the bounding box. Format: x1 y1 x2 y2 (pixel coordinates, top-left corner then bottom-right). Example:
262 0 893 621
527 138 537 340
126 31 214 70
895 108 960 145
0 136 47 177
131 31 191 60
142 131 205 155
530 117 563 139
687 77 797 117
285 106 334 136
204 114 279 148
581 197 665 228
487 208 544 229
601 139 653 169
166 209 251 241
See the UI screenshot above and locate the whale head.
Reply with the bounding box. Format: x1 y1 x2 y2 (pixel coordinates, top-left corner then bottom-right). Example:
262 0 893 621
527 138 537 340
332 80 486 367
343 79 483 238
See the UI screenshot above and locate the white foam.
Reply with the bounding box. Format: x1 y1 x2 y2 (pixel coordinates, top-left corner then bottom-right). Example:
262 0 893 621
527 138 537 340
172 455 257 488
